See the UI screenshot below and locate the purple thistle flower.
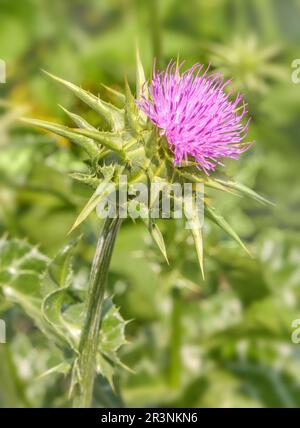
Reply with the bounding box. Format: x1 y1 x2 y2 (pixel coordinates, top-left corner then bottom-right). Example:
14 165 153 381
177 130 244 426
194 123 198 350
136 61 252 173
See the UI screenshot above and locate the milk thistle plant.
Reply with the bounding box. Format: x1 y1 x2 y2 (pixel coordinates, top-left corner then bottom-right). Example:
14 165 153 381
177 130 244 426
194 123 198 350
22 52 270 407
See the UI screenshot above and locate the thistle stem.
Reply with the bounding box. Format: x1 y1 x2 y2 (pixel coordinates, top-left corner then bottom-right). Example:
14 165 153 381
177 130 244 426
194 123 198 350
167 287 182 389
74 216 121 408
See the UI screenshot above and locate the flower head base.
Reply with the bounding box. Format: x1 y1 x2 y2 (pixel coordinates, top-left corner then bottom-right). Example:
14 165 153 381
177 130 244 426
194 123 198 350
137 61 251 173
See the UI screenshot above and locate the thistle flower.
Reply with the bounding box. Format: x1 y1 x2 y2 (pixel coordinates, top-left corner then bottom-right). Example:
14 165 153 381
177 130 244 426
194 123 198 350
137 61 251 173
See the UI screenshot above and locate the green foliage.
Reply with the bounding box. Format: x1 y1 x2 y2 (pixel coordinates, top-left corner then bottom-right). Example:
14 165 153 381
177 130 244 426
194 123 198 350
0 0 300 409
0 237 128 400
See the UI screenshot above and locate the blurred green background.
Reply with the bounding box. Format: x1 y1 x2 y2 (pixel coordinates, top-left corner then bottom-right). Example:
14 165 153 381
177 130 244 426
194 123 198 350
1 0 300 408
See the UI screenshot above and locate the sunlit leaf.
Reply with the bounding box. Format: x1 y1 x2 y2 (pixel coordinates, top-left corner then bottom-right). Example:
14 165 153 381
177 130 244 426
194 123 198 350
147 220 169 264
42 70 125 131
21 118 99 158
205 204 251 256
216 179 274 205
69 173 115 233
59 105 97 131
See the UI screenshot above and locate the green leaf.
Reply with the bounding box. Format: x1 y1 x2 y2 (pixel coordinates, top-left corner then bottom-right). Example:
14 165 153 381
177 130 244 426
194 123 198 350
124 77 141 133
42 240 81 350
65 298 129 389
146 220 169 264
205 204 251 256
69 172 100 189
0 237 63 344
101 83 126 106
184 198 205 280
96 298 130 388
69 173 115 233
136 47 147 100
216 179 274 205
21 118 99 158
72 128 124 154
191 224 205 281
48 238 79 289
99 299 128 357
41 290 72 346
205 177 240 196
0 237 48 307
37 361 72 379
96 353 115 390
42 70 124 131
136 47 148 124
59 105 97 130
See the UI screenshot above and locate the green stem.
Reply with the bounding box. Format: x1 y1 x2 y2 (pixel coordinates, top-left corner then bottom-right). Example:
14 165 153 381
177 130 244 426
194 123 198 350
167 287 182 389
74 216 122 408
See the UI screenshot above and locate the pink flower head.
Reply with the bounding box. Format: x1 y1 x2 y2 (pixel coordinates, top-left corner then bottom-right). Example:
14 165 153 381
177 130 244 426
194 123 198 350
136 61 251 173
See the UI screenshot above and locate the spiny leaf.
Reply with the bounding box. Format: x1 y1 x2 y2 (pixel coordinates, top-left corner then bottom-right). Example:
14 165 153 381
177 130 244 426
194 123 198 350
136 47 147 99
69 170 115 233
96 354 115 390
96 298 130 387
48 238 79 289
101 84 126 106
42 240 81 350
72 298 129 389
69 172 100 188
72 128 124 154
124 77 141 133
21 118 99 158
191 224 205 280
99 299 128 356
37 361 72 380
146 219 169 264
42 290 82 351
42 70 124 131
69 187 110 233
0 237 65 346
216 179 274 206
205 204 251 256
180 170 239 196
59 105 97 130
204 177 240 196
184 199 205 279
136 47 148 124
